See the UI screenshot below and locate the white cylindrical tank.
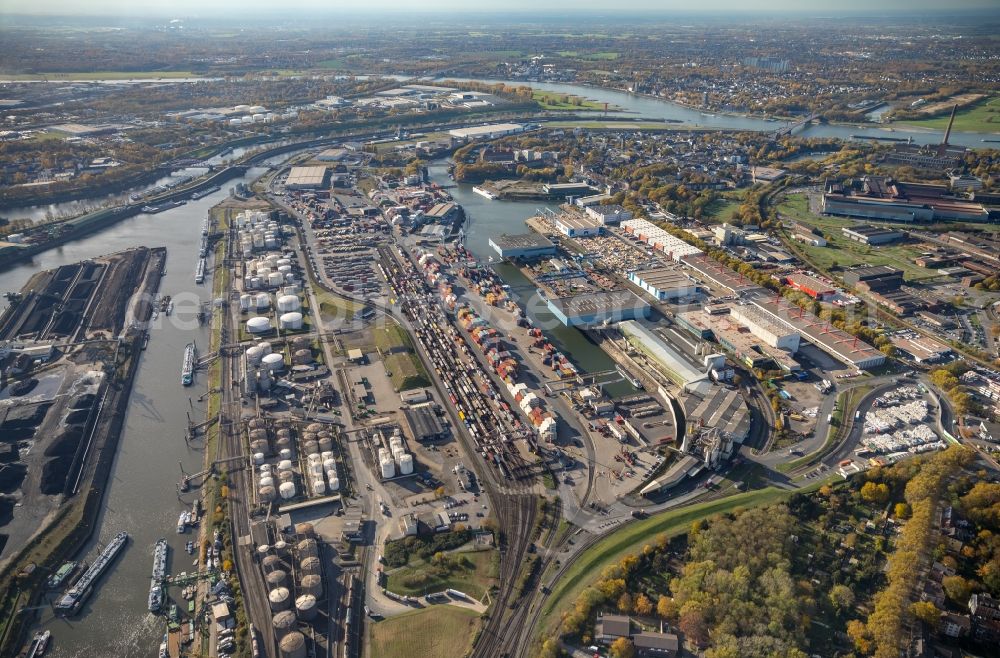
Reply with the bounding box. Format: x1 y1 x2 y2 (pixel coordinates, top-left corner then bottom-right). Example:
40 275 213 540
322 458 336 471
327 474 340 491
262 353 284 372
259 476 274 489
235 104 251 112
247 317 271 334
307 453 322 463
380 456 395 479
277 471 294 484
278 459 293 472
279 481 296 500
259 464 272 475
297 539 318 559
278 448 292 460
257 368 272 391
255 293 271 310
399 453 414 475
285 273 297 284
260 553 279 571
277 295 300 312
268 271 283 287
280 312 303 330
266 570 288 589
389 436 403 451
259 342 273 355
279 631 306 658
240 294 251 312
308 463 324 477
246 345 264 366
277 265 293 275
312 479 325 495
295 594 318 621
392 446 405 461
249 276 261 289
268 587 291 612
253 452 266 465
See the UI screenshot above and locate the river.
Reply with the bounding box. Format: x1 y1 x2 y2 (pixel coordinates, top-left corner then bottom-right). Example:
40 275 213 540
3 169 266 658
438 77 997 147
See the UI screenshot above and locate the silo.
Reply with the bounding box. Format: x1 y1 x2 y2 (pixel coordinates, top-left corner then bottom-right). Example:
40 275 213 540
279 631 306 658
272 610 297 640
295 594 318 621
279 482 296 500
262 554 282 573
262 353 285 372
259 485 276 502
240 294 252 312
299 573 323 598
293 349 312 365
299 556 321 576
297 539 318 559
268 587 291 612
247 317 271 334
399 453 414 475
312 479 326 495
277 295 300 313
280 312 303 331
266 570 288 589
302 441 319 456
294 522 315 538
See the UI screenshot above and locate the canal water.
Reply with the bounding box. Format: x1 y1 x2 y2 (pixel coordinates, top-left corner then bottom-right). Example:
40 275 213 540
1 168 264 658
427 161 634 396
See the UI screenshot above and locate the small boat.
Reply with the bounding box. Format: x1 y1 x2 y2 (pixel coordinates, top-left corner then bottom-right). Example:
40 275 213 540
176 511 187 533
158 633 168 658
30 630 50 656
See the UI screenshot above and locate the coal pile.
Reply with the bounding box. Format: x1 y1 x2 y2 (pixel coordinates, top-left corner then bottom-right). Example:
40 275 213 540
9 378 38 397
40 458 71 495
45 425 85 457
70 393 96 409
64 408 91 424
2 403 52 429
0 463 27 494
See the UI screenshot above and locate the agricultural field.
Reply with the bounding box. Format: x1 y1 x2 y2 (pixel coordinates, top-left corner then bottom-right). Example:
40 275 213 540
555 51 621 60
0 70 203 81
776 193 936 282
369 606 481 658
900 95 1000 134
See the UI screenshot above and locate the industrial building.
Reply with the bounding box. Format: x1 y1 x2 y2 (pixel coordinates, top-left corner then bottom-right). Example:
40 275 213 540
784 272 837 300
842 225 906 245
620 219 703 262
488 233 557 260
448 123 525 140
889 333 952 364
751 166 786 183
730 303 801 352
628 267 699 301
585 204 633 225
402 405 448 442
542 182 597 197
618 320 711 393
843 265 904 292
285 166 329 189
704 311 800 372
547 290 650 328
423 202 462 224
684 387 751 449
680 254 762 295
822 177 989 223
554 213 603 238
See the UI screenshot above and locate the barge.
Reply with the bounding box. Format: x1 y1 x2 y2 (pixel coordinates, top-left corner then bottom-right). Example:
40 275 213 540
54 531 129 615
181 343 196 386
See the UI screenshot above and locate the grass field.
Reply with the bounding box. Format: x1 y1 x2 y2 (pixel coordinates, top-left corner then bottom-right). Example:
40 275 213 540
703 195 743 223
0 70 202 81
532 90 608 111
385 549 498 599
373 323 430 391
555 51 621 60
369 607 481 658
777 193 935 282
900 95 1000 134
535 487 794 642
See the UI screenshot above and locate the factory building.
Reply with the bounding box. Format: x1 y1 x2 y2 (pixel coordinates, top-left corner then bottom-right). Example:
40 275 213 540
841 225 906 245
889 334 953 364
628 267 700 301
784 272 837 300
707 311 801 372
489 233 557 260
843 265 904 292
285 166 329 189
680 254 762 295
402 405 447 442
547 290 650 328
822 177 989 223
729 304 801 352
618 320 711 393
585 204 633 225
620 219 703 262
554 213 603 238
448 123 525 140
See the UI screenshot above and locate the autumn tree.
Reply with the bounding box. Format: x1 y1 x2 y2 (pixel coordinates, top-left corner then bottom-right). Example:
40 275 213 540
656 595 677 620
609 637 635 658
828 584 855 615
633 593 653 616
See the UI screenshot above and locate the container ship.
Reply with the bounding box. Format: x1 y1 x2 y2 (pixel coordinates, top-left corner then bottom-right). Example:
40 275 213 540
54 531 129 615
148 538 168 613
181 343 196 386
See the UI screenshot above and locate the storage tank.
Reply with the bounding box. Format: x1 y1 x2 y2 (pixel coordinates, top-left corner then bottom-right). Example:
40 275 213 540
279 482 296 500
285 273 297 285
259 464 272 475
247 316 271 334
266 570 288 589
259 485 276 502
284 283 301 296
297 538 318 559
259 476 274 489
249 428 268 442
308 462 324 477
277 258 291 268
273 540 289 558
268 271 283 287
278 448 292 460
295 594 318 621
253 452 266 465
250 439 270 455
306 423 324 433
299 556 321 576
254 293 271 310
302 440 319 455
275 436 292 452
399 453 414 475
250 105 266 113
293 348 312 365
272 610 297 640
389 437 403 452
295 522 315 538
278 459 293 472
262 353 285 372
277 265 293 275
277 471 294 484
299 573 323 597
277 295 301 312
279 631 306 658
240 294 252 312
257 545 272 561
380 454 396 479
327 473 340 491
323 458 336 471
312 479 325 495
279 312 303 331
246 345 265 366
269 587 291 612
262 554 283 573
258 342 272 355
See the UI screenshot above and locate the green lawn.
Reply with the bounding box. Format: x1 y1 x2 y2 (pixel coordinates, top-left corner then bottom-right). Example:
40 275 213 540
374 324 430 391
385 549 498 599
900 95 1000 134
703 196 743 223
370 607 480 658
777 193 935 282
532 90 608 111
535 487 794 642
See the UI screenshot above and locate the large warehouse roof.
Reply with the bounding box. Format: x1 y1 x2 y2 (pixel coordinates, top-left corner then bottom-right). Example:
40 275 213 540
286 166 328 188
618 320 710 393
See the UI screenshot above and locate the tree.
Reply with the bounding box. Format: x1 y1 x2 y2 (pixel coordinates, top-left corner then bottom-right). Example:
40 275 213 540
678 607 709 649
860 481 890 504
894 503 911 519
617 592 633 614
656 595 677 620
911 601 941 630
828 584 855 615
846 619 872 654
633 593 653 616
609 637 635 658
942 575 973 604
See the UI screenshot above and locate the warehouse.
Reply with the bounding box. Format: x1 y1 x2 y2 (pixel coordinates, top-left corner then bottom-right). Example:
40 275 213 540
620 219 703 262
585 204 633 225
285 166 329 189
730 303 801 352
547 290 650 328
403 405 447 442
628 267 700 301
489 233 557 260
889 334 952 364
542 182 595 197
424 202 463 224
708 312 801 372
842 225 906 245
785 272 837 300
554 213 603 238
618 320 710 393
680 254 762 295
843 265 904 292
448 123 525 140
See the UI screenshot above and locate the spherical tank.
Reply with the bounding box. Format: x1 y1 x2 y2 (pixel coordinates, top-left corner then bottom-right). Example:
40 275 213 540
279 312 303 331
278 482 296 500
279 631 307 658
268 587 291 612
299 556 321 576
276 295 301 313
295 594 318 621
266 570 288 588
299 573 323 598
247 316 271 334
272 610 297 640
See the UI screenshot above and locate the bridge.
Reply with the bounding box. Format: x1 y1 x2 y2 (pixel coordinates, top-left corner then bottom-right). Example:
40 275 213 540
773 112 822 139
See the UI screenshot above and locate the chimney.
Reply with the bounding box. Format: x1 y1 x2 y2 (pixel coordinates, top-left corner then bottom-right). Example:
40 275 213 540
942 104 957 147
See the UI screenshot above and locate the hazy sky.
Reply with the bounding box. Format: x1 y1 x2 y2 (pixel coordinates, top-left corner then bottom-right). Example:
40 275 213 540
0 0 997 16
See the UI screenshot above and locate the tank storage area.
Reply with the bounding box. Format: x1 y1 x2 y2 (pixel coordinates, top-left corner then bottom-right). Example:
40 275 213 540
361 424 417 482
246 418 349 508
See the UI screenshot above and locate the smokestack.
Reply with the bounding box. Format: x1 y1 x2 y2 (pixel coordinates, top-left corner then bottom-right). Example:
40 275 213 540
942 104 957 147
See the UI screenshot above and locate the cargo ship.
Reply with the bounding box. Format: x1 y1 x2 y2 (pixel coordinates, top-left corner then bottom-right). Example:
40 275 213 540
194 258 206 284
26 630 50 657
141 200 186 214
472 186 498 200
191 185 220 200
148 538 168 613
46 561 78 589
54 531 129 614
181 343 196 386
